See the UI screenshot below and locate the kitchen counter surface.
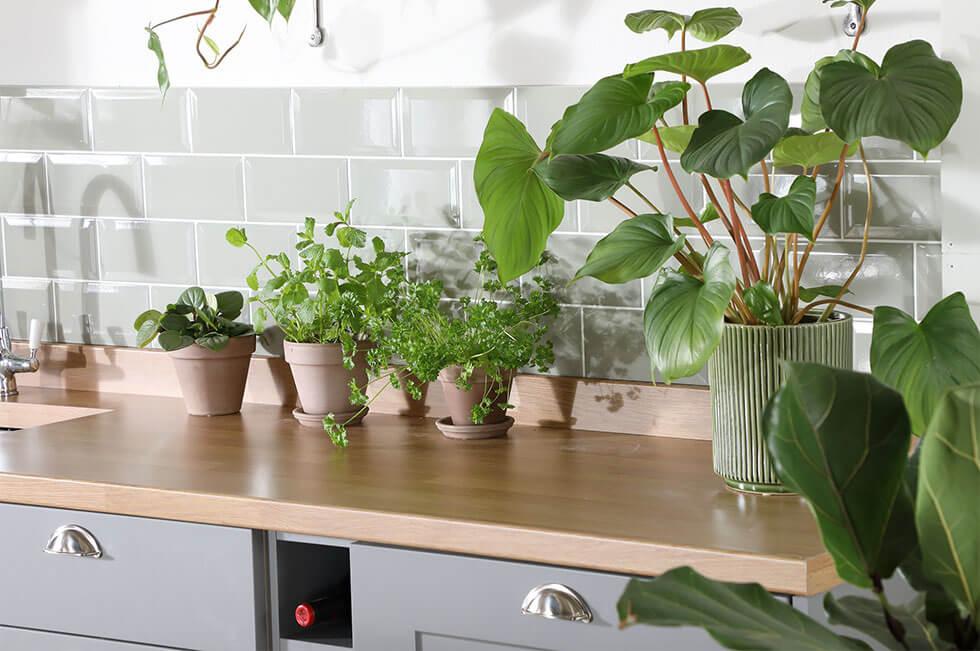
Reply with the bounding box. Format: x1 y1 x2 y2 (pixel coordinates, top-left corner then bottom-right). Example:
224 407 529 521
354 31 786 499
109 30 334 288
0 387 836 596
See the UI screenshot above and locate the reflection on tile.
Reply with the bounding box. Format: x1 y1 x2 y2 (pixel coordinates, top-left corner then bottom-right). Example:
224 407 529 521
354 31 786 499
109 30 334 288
403 88 511 157
915 244 943 319
47 154 142 218
844 163 940 241
189 88 291 154
527 306 583 377
459 159 575 232
579 167 698 233
514 86 636 158
1 278 55 340
144 155 244 221
0 88 89 150
0 153 47 214
540 235 642 308
54 282 149 347
350 159 458 227
196 222 297 287
91 89 191 152
3 216 98 280
583 308 649 381
802 241 915 315
99 220 196 284
245 157 348 223
293 88 399 156
407 230 483 298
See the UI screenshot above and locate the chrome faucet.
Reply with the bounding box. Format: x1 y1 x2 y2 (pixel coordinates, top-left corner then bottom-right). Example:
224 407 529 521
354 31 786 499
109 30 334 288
0 316 41 398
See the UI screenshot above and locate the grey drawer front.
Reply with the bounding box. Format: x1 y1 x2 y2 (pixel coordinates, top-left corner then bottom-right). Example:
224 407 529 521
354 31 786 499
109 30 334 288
351 544 722 651
0 503 261 651
0 625 165 650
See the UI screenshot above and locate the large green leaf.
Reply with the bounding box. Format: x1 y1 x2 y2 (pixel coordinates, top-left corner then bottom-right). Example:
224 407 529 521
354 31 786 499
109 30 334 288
821 40 963 157
764 364 915 588
475 109 564 283
624 10 685 38
639 124 696 155
870 293 980 435
624 45 751 84
802 50 880 133
916 383 980 623
744 281 784 326
644 243 735 383
547 76 689 155
825 594 941 651
773 132 855 169
574 214 685 284
617 567 868 650
686 8 743 42
681 68 792 178
145 28 170 97
534 154 654 202
751 175 817 240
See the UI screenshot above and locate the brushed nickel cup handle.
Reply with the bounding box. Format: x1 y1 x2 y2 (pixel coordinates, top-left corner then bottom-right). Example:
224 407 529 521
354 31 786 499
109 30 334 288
521 583 593 623
43 524 103 558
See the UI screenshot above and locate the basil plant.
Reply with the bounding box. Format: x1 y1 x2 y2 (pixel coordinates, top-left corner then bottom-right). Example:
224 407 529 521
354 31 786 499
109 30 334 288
473 2 963 383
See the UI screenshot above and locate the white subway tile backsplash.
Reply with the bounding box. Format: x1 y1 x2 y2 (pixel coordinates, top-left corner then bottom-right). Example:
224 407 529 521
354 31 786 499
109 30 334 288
1 278 55 340
916 243 943 318
844 162 941 241
0 88 89 150
542 235 643 308
407 230 484 298
293 88 399 156
3 215 98 280
0 152 47 214
403 88 511 157
98 220 196 285
580 165 699 233
189 88 291 154
245 157 348 223
583 308 649 382
144 155 244 221
54 281 149 347
802 241 916 316
91 89 191 153
47 154 142 218
351 159 459 227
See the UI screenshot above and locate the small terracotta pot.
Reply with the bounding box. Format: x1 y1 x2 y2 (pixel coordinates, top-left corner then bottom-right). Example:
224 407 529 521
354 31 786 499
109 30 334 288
283 341 372 423
168 335 256 416
437 366 513 426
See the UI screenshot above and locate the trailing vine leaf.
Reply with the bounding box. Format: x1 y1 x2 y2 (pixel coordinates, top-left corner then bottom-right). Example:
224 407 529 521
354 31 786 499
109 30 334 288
685 8 744 42
801 50 880 133
773 132 855 169
476 109 564 283
639 124 696 155
624 10 686 38
799 285 850 302
203 34 220 57
547 76 689 155
682 68 792 179
145 28 170 97
248 0 274 22
744 281 784 326
825 594 941 651
277 0 296 20
574 214 685 284
821 40 963 157
644 243 735 383
617 567 869 650
624 44 751 84
870 293 980 434
764 363 916 588
534 154 655 202
751 175 817 240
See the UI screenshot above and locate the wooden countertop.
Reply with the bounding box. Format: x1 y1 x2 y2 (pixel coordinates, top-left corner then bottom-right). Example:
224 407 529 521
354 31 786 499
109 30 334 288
0 387 837 596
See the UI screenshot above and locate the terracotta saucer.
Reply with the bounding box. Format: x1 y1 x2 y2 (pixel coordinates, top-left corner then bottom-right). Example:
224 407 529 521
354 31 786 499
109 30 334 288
435 416 514 440
291 407 368 429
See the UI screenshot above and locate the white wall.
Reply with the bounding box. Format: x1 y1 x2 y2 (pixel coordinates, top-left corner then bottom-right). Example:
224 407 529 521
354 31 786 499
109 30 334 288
0 0 938 88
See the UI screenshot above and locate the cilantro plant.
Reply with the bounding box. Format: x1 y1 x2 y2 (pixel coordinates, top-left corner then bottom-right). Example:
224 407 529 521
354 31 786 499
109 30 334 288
134 287 253 351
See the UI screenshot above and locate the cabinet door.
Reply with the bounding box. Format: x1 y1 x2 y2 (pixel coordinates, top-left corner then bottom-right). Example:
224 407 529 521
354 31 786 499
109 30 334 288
351 543 723 651
0 626 166 650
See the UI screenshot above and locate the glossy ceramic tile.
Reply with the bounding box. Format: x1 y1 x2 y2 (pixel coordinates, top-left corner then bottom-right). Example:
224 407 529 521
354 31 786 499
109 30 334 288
196 222 297 288
403 88 511 157
46 154 142 218
801 241 915 316
3 216 98 280
0 88 89 150
459 159 576 232
0 278 55 340
144 155 244 221
514 86 636 158
407 230 484 298
579 166 700 233
583 308 649 382
530 306 584 377
189 88 291 154
540 235 642 308
91 89 191 153
98 220 196 285
54 281 149 347
245 157 348 223
915 244 943 319
844 163 941 241
0 153 47 214
293 88 399 156
350 159 459 227
853 319 873 372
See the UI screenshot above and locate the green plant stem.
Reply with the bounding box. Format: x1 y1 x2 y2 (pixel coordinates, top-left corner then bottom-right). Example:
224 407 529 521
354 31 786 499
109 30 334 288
150 7 218 30
607 195 639 218
721 179 761 285
626 181 662 214
699 81 713 111
759 159 772 194
652 127 714 246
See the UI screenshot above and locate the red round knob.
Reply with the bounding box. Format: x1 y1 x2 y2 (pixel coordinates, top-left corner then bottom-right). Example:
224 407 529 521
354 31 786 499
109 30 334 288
295 602 316 628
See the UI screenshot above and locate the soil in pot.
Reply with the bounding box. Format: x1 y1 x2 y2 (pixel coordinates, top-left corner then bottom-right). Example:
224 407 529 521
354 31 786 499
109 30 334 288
435 366 514 439
169 334 256 416
283 341 371 427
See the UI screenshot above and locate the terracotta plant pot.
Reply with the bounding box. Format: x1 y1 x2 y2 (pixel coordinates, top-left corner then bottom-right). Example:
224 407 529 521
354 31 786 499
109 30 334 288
168 335 256 416
283 341 372 426
436 366 514 438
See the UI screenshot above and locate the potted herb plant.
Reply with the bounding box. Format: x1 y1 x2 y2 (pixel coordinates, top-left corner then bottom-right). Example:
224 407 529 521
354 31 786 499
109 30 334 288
225 200 406 429
134 287 255 416
472 3 963 492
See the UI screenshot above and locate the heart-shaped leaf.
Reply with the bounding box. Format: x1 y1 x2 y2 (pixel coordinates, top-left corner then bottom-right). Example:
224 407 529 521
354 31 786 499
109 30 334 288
639 124 696 155
916 383 980 623
751 175 817 239
675 203 720 229
624 44 751 84
574 214 685 284
624 10 686 38
801 50 880 133
764 363 916 588
476 109 564 283
685 7 743 42
773 132 856 169
535 154 654 202
177 286 208 312
617 567 869 650
547 76 689 155
871 293 980 434
682 68 793 178
744 281 784 326
821 40 963 157
825 594 939 651
644 243 735 383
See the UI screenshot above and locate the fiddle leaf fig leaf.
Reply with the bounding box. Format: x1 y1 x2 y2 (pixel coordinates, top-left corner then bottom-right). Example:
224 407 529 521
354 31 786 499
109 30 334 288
475 109 564 283
644 243 735 383
744 281 784 326
751 175 817 240
639 124 696 155
764 364 916 588
825 594 940 651
145 28 170 97
624 44 751 84
821 40 963 157
773 132 856 169
574 214 685 284
802 50 880 133
624 10 686 38
682 68 793 178
871 293 980 434
547 76 689 155
617 567 869 651
685 8 744 42
535 154 654 202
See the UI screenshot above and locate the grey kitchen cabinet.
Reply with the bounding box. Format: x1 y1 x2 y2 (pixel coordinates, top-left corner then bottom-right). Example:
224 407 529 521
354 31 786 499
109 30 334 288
0 625 170 650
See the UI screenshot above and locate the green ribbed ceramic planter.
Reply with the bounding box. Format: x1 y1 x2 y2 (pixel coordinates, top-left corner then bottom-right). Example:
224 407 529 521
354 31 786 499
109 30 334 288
707 313 853 495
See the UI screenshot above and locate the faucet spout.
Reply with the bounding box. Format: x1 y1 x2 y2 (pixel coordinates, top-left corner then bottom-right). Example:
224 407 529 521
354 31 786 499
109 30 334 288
0 318 42 398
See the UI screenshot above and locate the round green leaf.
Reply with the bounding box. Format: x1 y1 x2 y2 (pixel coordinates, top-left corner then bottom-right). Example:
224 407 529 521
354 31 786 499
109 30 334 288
743 281 783 326
624 10 685 38
475 109 564 283
574 214 685 284
225 227 248 247
158 330 194 351
624 44 751 84
135 319 160 349
801 50 880 134
177 286 208 311
195 332 231 352
685 7 743 42
644 243 735 383
773 132 855 169
534 154 654 202
214 290 245 319
751 175 817 240
821 40 963 157
638 124 696 155
160 312 191 332
133 308 162 331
